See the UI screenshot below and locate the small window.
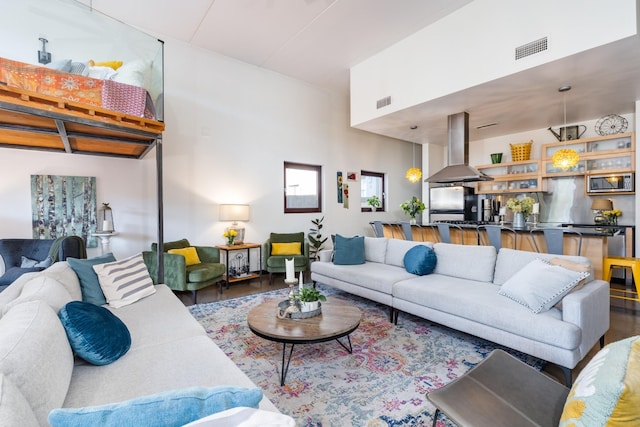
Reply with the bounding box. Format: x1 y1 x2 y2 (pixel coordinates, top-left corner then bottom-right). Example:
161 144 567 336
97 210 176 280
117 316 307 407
284 161 322 213
361 170 385 212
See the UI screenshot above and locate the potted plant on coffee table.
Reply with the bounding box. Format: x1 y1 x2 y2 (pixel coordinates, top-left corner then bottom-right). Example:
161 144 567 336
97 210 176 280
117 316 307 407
297 285 326 312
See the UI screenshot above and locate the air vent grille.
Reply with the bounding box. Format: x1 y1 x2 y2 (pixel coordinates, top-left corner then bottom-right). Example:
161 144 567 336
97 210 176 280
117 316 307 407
376 96 391 109
515 37 548 60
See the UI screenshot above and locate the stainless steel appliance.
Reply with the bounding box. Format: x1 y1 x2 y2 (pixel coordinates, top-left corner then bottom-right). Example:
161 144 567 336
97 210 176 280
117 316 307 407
586 173 634 193
429 185 477 222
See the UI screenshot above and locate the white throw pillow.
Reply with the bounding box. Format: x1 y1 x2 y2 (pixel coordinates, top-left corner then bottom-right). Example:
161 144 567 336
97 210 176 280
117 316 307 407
93 253 155 308
1 275 73 316
498 258 590 313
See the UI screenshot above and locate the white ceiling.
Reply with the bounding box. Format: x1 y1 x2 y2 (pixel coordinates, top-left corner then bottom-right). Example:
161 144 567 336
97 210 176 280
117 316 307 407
89 0 640 145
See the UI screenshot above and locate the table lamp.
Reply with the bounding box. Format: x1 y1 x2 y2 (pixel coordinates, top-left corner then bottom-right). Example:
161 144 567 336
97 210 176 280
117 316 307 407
219 204 250 245
590 199 612 225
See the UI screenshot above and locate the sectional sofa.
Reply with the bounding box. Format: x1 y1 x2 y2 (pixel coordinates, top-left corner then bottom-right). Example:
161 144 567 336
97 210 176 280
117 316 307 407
0 258 281 426
311 237 610 384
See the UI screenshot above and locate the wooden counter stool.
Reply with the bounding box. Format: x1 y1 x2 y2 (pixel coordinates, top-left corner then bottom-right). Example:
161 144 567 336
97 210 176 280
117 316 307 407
603 256 640 302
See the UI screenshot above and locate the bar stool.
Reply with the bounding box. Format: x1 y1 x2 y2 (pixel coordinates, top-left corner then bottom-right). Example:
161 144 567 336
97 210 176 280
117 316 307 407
603 256 640 302
530 228 582 256
400 222 413 241
477 225 517 250
435 223 464 244
370 221 384 238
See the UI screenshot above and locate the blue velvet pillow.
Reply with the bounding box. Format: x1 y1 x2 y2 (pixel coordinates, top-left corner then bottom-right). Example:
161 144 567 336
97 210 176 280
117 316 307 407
58 301 131 366
67 253 116 305
333 234 365 265
47 386 263 427
403 245 437 275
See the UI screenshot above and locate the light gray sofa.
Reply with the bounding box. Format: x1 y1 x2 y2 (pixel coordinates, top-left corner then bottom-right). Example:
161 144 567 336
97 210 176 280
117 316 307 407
0 261 279 426
311 238 610 384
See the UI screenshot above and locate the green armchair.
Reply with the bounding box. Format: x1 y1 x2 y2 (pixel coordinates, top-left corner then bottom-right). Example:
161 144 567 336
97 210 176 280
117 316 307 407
142 238 225 303
263 232 310 284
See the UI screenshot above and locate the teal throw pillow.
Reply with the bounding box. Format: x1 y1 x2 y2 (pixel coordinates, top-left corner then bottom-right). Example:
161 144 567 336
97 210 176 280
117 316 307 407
58 301 131 366
333 234 365 265
403 245 437 275
67 253 116 305
48 386 263 427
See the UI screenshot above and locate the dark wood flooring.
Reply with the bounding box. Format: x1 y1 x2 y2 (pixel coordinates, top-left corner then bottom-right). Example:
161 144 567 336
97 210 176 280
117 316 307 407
178 273 639 384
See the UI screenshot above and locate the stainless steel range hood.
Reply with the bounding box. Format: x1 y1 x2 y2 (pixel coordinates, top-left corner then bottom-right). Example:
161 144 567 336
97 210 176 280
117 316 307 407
425 112 494 183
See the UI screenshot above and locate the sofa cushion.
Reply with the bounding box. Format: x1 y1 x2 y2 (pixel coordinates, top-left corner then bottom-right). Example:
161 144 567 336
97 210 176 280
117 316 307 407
364 237 388 263
168 247 201 266
93 253 156 308
1 275 73 316
271 242 302 256
433 243 497 282
498 259 589 314
58 301 131 365
67 254 116 305
42 261 83 301
0 373 39 427
49 386 263 427
385 239 433 268
0 301 73 426
187 263 226 283
0 266 42 286
403 245 437 276
269 232 304 245
560 335 640 426
333 235 365 265
494 248 592 286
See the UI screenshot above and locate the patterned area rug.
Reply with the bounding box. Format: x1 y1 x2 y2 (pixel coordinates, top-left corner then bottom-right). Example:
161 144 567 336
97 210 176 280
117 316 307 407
188 286 544 426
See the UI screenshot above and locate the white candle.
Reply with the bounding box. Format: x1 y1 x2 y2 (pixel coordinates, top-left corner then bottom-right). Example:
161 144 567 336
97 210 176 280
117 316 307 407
532 203 539 214
499 207 506 216
299 271 304 291
285 258 294 282
102 220 113 231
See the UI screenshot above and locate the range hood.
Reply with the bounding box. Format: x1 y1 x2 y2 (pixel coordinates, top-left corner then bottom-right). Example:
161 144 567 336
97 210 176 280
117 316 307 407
425 112 494 183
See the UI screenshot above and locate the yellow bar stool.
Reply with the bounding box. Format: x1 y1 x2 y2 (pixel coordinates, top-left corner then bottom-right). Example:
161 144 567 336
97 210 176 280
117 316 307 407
603 256 640 302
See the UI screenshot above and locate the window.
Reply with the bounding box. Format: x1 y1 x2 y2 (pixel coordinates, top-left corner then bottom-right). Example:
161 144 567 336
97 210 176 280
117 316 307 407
284 162 322 213
360 170 385 212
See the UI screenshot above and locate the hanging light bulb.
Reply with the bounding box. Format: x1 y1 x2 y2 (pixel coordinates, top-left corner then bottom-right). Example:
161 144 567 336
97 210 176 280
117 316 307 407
552 86 580 170
406 141 422 183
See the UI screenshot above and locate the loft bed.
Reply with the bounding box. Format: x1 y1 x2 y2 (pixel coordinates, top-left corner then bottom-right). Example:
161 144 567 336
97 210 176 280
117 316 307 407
2 0 166 280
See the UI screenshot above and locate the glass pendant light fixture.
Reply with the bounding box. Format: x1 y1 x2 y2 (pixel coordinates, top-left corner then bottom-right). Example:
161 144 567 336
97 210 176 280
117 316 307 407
552 86 580 170
405 142 422 183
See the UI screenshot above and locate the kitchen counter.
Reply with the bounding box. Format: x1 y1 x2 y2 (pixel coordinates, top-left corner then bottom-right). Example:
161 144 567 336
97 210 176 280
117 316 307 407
373 221 635 280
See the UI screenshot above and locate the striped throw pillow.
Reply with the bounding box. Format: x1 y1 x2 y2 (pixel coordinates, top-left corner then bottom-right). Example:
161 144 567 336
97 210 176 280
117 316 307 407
93 254 156 308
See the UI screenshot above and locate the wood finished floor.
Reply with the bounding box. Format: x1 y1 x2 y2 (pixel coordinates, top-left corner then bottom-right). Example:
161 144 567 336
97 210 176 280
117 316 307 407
178 273 639 384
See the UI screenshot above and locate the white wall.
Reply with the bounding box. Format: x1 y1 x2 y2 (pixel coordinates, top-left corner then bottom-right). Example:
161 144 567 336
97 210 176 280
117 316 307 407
0 36 420 268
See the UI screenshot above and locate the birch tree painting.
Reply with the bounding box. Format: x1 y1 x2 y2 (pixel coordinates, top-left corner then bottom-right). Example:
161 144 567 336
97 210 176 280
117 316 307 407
30 175 97 248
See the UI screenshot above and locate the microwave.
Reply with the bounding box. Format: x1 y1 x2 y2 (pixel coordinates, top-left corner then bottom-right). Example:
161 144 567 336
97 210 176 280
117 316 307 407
587 173 634 193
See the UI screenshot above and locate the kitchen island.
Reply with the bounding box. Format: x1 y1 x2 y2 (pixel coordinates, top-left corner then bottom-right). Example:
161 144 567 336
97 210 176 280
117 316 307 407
372 221 634 280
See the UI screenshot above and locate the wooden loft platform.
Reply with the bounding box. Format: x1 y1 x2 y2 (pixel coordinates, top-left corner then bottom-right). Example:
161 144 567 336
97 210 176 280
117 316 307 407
0 85 164 159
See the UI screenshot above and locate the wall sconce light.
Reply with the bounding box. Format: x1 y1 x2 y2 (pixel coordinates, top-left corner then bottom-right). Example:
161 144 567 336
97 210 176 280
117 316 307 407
38 37 51 65
219 204 250 245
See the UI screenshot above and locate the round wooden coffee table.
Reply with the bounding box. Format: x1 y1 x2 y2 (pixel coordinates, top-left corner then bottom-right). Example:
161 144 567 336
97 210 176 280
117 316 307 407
247 296 362 386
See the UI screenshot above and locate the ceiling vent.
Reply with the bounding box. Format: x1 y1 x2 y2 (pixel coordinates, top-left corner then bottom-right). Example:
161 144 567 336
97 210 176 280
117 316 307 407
515 37 548 60
376 96 391 109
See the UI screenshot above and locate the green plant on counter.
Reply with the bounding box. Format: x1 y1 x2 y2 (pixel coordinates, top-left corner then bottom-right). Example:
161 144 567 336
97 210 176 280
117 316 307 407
506 196 535 217
298 285 327 302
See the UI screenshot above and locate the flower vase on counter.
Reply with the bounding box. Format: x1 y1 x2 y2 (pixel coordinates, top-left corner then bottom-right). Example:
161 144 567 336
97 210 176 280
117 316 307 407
513 212 526 228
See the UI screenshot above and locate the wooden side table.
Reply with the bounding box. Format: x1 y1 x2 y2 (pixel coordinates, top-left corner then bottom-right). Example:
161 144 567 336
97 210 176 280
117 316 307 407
216 242 262 288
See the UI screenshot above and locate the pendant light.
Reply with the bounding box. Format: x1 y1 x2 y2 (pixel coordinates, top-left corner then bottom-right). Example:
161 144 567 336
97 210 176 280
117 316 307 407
406 141 422 183
552 85 580 170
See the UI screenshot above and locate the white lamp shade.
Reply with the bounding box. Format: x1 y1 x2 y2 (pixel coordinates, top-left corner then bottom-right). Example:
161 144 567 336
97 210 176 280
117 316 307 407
219 204 250 222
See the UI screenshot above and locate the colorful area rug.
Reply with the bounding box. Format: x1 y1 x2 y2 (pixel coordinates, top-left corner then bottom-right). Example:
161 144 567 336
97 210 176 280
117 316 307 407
189 286 544 426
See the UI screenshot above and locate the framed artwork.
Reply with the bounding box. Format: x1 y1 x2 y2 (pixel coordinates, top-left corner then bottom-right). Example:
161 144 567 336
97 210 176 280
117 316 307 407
336 172 343 203
347 172 358 181
30 175 97 248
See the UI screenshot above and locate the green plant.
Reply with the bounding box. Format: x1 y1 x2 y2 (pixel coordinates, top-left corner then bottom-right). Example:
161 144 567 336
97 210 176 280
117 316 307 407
309 217 328 262
400 196 425 218
298 285 327 302
367 195 381 208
